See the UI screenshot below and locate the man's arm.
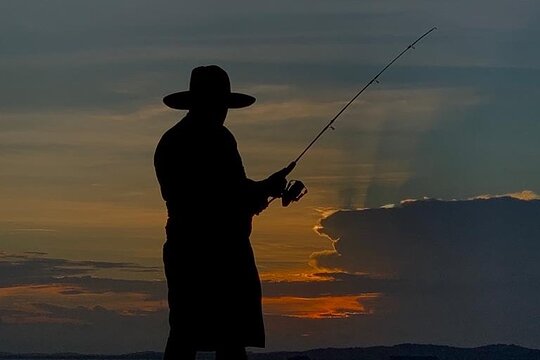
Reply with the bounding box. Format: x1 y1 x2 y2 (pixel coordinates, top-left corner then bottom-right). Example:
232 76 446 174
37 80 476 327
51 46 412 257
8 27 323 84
244 162 296 215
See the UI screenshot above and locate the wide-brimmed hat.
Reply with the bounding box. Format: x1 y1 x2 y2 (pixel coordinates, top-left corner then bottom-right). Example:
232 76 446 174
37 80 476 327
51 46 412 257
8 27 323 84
163 65 256 110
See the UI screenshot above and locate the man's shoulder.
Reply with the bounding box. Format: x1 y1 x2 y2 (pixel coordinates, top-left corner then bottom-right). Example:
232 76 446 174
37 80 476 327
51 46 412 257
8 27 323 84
157 117 191 144
154 118 188 162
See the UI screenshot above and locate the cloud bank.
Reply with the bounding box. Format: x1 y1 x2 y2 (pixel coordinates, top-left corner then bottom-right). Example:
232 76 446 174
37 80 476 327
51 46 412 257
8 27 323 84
312 194 540 281
307 194 540 348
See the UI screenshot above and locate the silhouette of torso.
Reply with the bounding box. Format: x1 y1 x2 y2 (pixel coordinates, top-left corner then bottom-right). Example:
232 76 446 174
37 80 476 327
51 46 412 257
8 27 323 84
154 112 265 349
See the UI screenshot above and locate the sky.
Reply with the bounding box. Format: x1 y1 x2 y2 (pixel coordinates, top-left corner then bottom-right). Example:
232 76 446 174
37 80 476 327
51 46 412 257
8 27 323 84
1 0 540 354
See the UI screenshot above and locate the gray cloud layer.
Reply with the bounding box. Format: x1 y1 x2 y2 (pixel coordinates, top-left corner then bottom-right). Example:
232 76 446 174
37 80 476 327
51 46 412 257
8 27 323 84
0 252 161 286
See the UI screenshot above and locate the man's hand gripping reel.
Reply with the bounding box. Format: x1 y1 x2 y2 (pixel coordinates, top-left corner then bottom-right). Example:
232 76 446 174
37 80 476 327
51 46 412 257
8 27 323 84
268 161 307 207
281 179 307 207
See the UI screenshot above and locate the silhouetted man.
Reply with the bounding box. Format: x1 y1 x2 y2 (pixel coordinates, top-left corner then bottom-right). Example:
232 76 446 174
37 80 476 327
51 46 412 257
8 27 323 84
154 65 294 360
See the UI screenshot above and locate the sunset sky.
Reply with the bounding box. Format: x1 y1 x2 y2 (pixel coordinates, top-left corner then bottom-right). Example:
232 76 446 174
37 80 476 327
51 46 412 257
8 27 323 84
2 0 540 354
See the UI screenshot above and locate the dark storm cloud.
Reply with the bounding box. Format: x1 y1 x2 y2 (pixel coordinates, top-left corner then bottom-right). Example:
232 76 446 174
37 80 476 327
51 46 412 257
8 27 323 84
303 195 540 349
313 196 540 281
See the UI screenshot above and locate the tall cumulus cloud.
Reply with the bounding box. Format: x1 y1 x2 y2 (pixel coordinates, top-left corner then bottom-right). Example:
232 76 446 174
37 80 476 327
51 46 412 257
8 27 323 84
307 193 540 347
312 193 540 283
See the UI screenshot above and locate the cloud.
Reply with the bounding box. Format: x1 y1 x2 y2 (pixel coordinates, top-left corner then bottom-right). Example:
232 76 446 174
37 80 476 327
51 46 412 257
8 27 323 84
0 252 392 351
0 252 166 324
2 0 539 70
0 253 168 352
0 283 165 323
473 190 540 201
0 252 161 287
304 194 540 348
263 294 379 319
312 194 540 281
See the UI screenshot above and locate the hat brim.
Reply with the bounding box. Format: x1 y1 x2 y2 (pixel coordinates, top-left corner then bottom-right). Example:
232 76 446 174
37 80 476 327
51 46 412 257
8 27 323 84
163 91 256 110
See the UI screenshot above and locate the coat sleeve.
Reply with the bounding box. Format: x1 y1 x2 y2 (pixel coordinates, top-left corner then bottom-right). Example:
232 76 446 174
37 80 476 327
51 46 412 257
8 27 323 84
244 179 271 215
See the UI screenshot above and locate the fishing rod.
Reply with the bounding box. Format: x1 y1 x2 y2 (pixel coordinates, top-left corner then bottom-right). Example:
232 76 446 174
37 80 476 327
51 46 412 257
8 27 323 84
279 27 438 207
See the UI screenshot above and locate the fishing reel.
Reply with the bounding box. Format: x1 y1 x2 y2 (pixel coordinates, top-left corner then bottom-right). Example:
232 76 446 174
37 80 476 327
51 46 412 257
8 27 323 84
281 180 308 207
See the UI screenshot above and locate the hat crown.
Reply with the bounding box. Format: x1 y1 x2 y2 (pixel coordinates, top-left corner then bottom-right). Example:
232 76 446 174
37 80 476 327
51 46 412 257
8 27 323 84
189 65 231 99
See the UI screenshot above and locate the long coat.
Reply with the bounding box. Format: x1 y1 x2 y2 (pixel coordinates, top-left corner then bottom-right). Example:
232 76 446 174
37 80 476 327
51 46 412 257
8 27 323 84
154 113 266 350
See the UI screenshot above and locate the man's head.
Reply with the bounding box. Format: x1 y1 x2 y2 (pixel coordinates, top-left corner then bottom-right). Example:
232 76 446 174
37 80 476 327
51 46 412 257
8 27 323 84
163 65 255 124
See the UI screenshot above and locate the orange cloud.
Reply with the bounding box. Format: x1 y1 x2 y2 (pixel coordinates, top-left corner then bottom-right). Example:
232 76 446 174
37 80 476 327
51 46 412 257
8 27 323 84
263 294 380 319
260 270 333 282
